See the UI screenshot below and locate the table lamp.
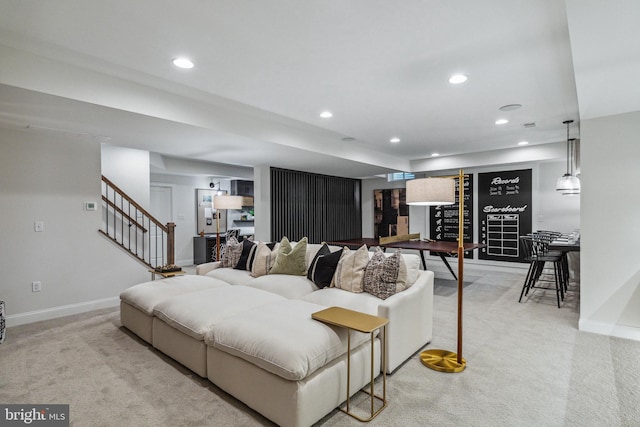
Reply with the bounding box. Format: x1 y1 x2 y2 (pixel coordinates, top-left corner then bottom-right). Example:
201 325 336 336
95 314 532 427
406 169 467 373
213 195 243 261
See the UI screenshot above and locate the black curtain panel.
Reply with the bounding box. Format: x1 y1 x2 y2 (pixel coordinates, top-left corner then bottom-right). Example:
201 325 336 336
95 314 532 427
270 168 362 243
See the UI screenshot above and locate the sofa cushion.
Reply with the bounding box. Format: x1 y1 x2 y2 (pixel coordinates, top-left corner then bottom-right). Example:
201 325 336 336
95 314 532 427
363 248 400 300
269 237 308 276
246 274 318 299
234 238 257 271
209 299 371 381
206 268 253 286
221 236 243 268
152 286 286 340
401 253 420 287
307 247 343 289
331 244 369 292
119 275 229 315
298 288 381 316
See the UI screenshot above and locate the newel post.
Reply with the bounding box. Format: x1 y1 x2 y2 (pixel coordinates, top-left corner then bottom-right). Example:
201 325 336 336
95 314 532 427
166 222 176 266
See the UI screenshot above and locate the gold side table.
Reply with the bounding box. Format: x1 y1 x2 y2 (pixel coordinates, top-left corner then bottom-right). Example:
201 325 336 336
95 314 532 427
312 306 388 422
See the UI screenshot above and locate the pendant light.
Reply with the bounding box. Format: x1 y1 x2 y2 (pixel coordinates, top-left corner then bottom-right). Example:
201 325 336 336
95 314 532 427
556 120 580 194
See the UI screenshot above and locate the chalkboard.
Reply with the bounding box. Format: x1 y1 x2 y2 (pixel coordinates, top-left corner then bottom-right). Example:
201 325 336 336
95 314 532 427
429 174 474 258
477 169 532 262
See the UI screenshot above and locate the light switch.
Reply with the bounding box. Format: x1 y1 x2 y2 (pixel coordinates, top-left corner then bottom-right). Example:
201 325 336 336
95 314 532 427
34 221 44 232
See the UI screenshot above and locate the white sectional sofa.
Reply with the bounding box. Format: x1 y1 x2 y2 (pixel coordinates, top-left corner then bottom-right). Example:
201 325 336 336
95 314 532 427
120 241 434 427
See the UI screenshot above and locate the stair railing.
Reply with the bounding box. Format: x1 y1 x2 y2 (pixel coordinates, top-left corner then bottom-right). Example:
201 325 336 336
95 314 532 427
100 175 176 269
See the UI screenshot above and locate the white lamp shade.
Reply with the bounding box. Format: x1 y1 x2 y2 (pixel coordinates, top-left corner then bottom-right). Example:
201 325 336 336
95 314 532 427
555 174 581 192
213 195 244 210
406 178 456 206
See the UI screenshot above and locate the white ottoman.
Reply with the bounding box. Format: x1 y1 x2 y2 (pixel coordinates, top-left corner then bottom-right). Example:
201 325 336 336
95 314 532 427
151 285 286 377
119 275 229 343
206 299 381 427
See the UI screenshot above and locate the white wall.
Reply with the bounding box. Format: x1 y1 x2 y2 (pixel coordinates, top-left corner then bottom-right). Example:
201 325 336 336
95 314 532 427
580 110 640 340
0 128 148 326
536 160 581 233
101 144 150 208
253 165 271 242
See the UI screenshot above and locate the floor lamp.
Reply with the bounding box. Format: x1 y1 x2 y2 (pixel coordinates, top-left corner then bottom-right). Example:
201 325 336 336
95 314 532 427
406 169 467 373
213 195 244 261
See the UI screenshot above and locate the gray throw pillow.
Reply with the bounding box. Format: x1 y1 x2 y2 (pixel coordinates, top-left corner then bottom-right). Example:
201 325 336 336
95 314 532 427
363 248 400 300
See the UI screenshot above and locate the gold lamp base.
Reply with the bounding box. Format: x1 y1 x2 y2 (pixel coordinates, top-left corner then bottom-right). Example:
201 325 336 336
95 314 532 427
420 349 466 373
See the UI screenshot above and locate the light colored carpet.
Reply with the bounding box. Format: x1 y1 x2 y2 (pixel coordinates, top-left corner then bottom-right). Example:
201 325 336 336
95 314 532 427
1 264 639 426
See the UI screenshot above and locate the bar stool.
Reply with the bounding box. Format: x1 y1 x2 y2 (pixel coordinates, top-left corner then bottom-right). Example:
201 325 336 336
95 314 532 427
534 231 570 292
518 236 565 308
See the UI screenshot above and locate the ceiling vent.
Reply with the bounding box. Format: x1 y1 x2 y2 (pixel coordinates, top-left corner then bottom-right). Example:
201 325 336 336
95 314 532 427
523 122 536 128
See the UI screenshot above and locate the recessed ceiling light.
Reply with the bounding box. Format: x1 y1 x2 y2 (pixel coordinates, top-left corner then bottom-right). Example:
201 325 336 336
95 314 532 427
518 141 529 146
320 111 333 118
390 137 400 143
495 119 509 125
172 58 194 69
449 74 468 84
431 152 440 157
499 104 522 111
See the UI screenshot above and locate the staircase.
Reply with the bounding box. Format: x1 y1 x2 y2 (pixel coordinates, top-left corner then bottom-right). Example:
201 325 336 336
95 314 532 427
100 175 177 270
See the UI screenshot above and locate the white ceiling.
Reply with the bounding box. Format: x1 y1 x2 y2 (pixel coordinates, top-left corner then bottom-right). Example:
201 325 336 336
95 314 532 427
0 1 637 178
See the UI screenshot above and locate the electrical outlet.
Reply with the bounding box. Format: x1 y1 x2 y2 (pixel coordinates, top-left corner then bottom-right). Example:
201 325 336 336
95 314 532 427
32 281 42 292
34 221 44 232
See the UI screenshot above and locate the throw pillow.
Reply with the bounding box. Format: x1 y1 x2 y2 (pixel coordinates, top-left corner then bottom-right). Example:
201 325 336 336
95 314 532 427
221 236 243 268
363 248 401 300
331 244 369 292
269 237 308 276
234 238 257 271
308 248 343 288
251 242 279 277
306 243 331 281
396 254 408 292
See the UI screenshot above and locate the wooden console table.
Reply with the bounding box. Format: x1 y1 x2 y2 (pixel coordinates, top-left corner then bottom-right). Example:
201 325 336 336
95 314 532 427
149 269 185 280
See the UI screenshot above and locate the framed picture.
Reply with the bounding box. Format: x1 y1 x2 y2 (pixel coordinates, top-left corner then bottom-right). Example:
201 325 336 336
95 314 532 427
374 188 408 238
196 189 227 234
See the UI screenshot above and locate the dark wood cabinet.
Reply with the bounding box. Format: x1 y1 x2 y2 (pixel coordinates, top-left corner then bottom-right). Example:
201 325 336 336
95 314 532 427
193 235 226 265
230 180 254 197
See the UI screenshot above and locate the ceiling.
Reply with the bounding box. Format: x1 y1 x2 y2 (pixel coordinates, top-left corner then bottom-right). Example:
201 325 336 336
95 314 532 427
0 1 637 178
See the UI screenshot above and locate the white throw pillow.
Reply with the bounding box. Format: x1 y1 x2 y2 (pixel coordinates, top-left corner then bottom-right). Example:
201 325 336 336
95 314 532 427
331 244 369 293
250 242 279 277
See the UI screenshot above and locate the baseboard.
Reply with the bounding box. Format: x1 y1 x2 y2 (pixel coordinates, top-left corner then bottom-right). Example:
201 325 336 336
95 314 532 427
579 319 640 342
5 297 120 327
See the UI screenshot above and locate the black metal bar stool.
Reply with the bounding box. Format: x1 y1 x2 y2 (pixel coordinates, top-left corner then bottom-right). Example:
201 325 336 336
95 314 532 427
518 236 565 308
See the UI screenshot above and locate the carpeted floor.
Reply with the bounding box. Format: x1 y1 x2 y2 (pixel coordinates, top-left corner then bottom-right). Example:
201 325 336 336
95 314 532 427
1 264 639 426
